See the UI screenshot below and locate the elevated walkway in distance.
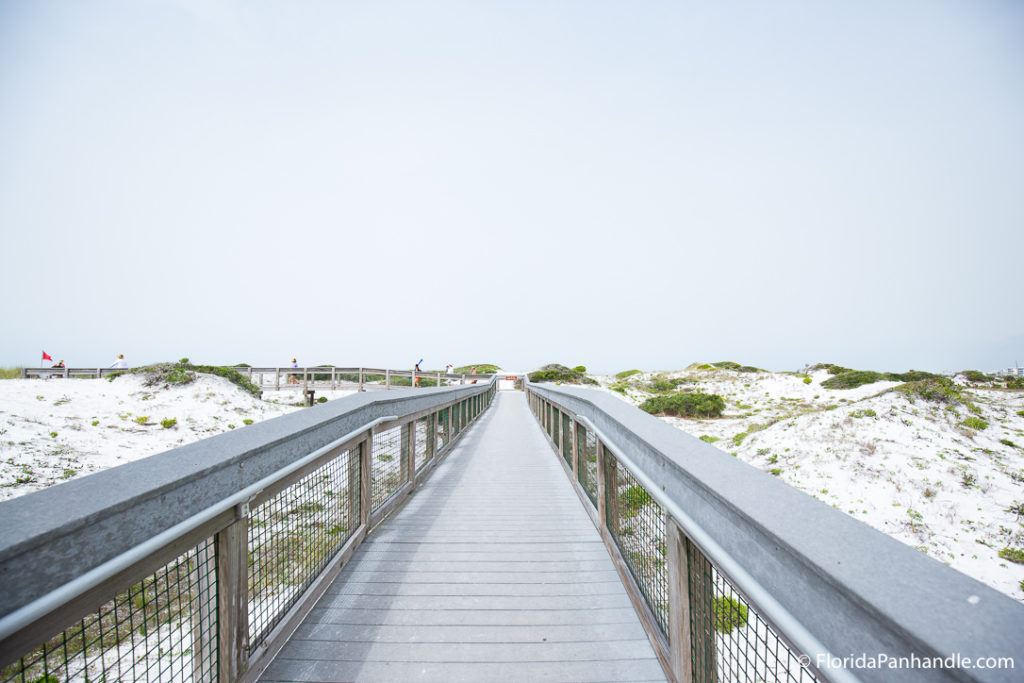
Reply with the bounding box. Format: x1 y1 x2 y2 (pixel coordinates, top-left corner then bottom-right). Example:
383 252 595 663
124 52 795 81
259 392 666 682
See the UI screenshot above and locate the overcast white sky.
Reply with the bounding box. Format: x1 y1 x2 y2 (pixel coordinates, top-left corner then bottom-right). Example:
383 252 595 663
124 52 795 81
1 1 1021 374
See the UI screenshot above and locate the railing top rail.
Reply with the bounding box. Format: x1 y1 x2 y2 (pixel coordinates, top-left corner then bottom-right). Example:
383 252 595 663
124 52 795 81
0 413 398 643
527 381 1024 683
0 379 495 618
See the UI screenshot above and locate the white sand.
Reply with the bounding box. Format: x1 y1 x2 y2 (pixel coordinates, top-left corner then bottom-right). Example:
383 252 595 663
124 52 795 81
0 374 353 500
3 368 1022 600
594 367 1024 600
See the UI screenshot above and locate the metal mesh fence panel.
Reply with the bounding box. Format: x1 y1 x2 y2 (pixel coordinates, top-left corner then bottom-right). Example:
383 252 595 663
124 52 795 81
552 407 560 447
2 538 218 683
687 541 818 683
414 417 430 471
606 457 669 635
370 425 404 510
576 425 598 508
561 414 573 466
247 448 357 653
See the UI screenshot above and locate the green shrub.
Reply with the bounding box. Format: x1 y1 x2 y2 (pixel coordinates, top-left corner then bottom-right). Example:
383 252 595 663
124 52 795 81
0 367 23 380
894 377 967 406
812 363 853 375
699 435 719 443
962 417 988 431
1018 410 1024 418
998 548 1024 564
619 485 652 516
312 364 335 381
802 376 812 384
639 392 725 418
822 371 882 389
453 364 501 375
572 366 586 373
616 369 641 379
713 596 749 633
770 468 782 476
160 418 176 429
1007 377 1024 390
813 364 936 388
713 361 763 373
644 376 692 393
243 418 254 425
528 364 597 385
113 361 264 398
135 416 149 425
732 432 747 446
316 396 328 403
1002 439 1019 449
885 370 937 382
962 370 989 383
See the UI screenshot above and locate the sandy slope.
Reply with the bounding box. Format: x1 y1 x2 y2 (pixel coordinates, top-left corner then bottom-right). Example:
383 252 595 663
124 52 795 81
3 368 1022 600
0 374 354 500
595 367 1024 600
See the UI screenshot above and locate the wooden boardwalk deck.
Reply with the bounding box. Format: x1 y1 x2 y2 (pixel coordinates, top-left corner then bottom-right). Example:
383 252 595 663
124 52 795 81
259 391 666 683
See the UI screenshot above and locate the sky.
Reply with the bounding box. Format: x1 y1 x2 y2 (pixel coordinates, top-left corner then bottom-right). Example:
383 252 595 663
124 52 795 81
1 1 1022 374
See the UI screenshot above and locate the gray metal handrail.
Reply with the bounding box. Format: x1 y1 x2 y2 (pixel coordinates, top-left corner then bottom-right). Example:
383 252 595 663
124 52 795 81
528 381 1024 683
0 415 398 643
0 378 498 681
574 415 856 683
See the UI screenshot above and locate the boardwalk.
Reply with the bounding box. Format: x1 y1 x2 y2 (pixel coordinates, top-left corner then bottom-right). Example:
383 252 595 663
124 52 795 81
260 391 666 682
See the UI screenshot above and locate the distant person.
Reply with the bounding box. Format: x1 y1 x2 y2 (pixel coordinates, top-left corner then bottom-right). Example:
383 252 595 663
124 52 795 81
288 358 300 385
445 363 454 385
414 360 422 387
470 366 478 384
51 359 65 369
111 354 128 369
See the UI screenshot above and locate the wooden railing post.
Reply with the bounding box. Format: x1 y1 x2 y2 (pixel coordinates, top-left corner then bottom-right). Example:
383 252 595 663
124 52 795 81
385 369 391 390
216 508 250 683
572 420 582 482
348 441 362 529
360 433 372 525
402 421 414 484
667 516 695 683
359 368 364 392
596 441 609 532
605 455 620 535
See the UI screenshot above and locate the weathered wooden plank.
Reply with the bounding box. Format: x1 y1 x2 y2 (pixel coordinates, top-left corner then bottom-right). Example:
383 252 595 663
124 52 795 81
290 621 650 644
274 638 660 663
258 392 665 682
319 579 630 597
261 658 667 683
309 592 635 612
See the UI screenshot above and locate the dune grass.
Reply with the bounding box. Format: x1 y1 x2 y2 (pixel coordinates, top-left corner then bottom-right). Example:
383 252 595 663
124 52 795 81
0 367 23 380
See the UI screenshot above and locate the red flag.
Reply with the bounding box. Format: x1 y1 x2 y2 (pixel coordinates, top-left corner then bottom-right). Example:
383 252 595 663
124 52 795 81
42 350 53 362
